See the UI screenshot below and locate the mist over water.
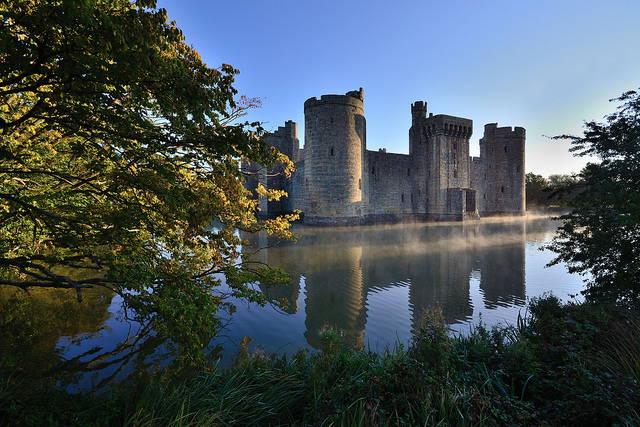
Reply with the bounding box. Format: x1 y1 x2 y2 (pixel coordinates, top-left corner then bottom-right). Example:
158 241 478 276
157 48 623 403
218 216 584 362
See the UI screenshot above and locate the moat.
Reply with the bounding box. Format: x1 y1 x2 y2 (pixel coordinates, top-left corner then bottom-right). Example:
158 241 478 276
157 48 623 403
0 217 585 392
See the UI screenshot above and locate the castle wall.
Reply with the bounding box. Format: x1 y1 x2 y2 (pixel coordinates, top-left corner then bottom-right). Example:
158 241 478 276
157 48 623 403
257 121 300 213
470 156 487 212
476 124 526 216
302 90 366 224
366 150 413 216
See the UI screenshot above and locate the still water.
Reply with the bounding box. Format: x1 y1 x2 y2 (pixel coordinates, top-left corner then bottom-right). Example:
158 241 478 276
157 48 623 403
0 217 584 392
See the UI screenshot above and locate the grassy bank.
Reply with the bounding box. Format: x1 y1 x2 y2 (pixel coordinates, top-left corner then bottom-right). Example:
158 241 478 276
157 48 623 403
2 295 639 426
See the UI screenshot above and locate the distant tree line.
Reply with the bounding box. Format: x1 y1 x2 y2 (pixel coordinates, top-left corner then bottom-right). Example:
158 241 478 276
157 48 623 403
526 172 583 211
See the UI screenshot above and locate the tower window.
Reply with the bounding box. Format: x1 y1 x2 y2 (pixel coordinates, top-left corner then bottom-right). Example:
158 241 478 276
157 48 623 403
372 166 375 175
501 186 505 193
401 194 404 203
504 146 507 153
407 168 410 176
330 147 334 156
411 194 413 203
359 179 361 190
454 170 458 178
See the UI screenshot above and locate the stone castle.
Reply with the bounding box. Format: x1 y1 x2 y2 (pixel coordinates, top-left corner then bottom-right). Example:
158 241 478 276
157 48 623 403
245 88 525 224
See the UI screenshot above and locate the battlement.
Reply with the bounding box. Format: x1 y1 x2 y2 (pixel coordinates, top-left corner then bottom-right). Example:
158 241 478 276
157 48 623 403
411 101 428 126
483 123 526 138
423 114 473 138
304 89 365 111
271 120 298 140
411 101 428 116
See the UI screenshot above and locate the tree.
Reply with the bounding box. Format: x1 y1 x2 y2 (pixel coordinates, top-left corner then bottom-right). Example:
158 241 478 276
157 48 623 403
0 0 297 364
525 173 549 209
546 89 640 305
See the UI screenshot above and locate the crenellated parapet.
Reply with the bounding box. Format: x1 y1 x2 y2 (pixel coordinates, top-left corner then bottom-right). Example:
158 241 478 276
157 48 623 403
422 114 473 139
304 88 364 111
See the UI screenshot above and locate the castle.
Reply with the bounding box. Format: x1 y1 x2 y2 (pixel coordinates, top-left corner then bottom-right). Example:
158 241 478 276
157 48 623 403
245 88 525 225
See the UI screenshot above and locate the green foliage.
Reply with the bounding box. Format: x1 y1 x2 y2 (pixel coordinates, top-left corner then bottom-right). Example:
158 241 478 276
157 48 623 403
0 0 297 365
525 172 550 208
526 172 582 210
546 88 640 305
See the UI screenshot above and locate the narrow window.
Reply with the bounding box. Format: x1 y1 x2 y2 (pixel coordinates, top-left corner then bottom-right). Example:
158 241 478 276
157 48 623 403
501 186 505 193
504 146 507 153
401 194 404 203
453 142 457 150
358 179 361 190
407 168 410 177
411 194 413 203
372 166 375 175
330 147 334 156
454 170 458 178
331 116 334 124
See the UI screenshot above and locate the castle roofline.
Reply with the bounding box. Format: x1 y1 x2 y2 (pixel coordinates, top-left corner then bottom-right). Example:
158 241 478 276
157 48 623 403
304 89 364 110
483 123 526 137
422 114 473 138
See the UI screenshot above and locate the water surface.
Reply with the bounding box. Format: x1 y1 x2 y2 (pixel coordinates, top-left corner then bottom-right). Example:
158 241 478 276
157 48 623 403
0 217 584 391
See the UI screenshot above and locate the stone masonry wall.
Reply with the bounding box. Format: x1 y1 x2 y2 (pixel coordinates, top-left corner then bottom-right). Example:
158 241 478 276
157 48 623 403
477 124 526 215
302 90 366 223
366 150 413 215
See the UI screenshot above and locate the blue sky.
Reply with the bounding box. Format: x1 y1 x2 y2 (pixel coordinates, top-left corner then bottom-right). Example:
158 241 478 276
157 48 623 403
157 0 640 176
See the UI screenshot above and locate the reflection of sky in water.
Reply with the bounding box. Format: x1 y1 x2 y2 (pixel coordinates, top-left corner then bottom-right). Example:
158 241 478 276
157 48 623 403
35 217 587 391
54 295 174 393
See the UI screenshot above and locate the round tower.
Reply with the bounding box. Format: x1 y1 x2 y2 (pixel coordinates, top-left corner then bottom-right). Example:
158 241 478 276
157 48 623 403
303 89 366 223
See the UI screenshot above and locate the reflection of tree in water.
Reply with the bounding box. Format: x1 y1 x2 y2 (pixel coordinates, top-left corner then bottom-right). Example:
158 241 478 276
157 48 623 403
0 287 207 393
243 220 527 349
0 286 112 387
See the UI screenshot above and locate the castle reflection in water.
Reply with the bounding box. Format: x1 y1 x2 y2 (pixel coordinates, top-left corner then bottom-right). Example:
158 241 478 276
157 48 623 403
242 219 533 350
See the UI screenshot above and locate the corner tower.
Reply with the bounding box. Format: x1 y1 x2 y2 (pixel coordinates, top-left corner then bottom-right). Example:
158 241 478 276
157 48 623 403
475 124 526 215
302 89 367 224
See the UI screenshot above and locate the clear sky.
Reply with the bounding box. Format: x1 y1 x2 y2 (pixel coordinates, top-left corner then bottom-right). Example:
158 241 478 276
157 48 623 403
157 0 640 177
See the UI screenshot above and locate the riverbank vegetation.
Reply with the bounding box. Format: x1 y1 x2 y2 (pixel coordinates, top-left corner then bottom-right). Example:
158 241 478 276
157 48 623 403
2 295 639 426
